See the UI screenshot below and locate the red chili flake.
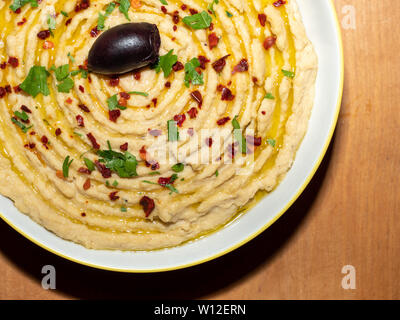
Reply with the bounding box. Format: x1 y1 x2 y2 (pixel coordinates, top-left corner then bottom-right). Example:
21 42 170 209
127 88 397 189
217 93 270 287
95 160 112 178
187 107 198 119
78 104 90 113
205 137 213 147
161 6 168 14
158 176 175 187
90 26 100 38
87 133 100 150
88 75 92 83
172 11 180 24
15 8 21 14
212 55 230 73
19 106 31 115
83 178 91 190
152 98 158 107
198 55 210 70
232 59 249 74
258 14 267 27
189 8 198 15
109 77 120 87
147 161 160 171
140 196 155 217
13 85 22 93
208 32 219 50
55 128 62 136
221 87 235 101
29 131 36 136
75 0 90 12
134 72 141 81
42 40 54 50
78 167 92 174
8 57 19 68
120 92 130 99
217 84 224 92
190 90 203 108
173 114 186 127
29 143 36 149
139 145 147 161
252 77 258 84
109 191 120 201
165 81 171 88
273 0 286 7
41 135 48 144
17 18 27 26
120 142 128 151
79 62 88 71
261 111 266 115
118 97 127 107
81 212 86 217
181 4 188 10
246 135 262 147
217 117 231 126
65 18 72 26
0 62 6 69
109 109 121 122
78 85 84 93
4 85 11 93
65 97 73 104
0 87 6 98
263 36 277 50
149 129 162 137
37 30 50 40
209 23 214 31
76 115 85 127
172 61 184 72
187 128 194 136
173 25 177 32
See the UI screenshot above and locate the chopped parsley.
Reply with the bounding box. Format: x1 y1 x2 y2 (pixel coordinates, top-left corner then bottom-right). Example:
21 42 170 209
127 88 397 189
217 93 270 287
98 2 116 30
208 0 219 16
184 58 204 87
172 163 184 173
9 0 38 12
120 206 127 212
54 64 70 81
159 0 168 5
154 49 178 78
226 11 233 18
264 93 275 100
127 91 149 97
107 94 127 110
62 155 74 178
57 77 74 93
117 0 131 21
167 120 179 142
97 146 138 178
67 52 75 63
19 66 50 97
60 10 68 17
232 116 247 154
83 157 95 171
182 11 212 30
282 69 295 79
215 170 219 177
267 139 276 147
11 117 32 133
14 110 29 122
47 14 56 33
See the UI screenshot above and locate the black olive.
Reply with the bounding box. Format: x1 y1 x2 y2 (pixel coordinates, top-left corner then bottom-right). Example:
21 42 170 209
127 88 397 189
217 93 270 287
87 23 161 76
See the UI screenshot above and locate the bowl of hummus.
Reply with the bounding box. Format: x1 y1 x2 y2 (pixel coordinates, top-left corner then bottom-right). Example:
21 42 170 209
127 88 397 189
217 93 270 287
0 0 343 271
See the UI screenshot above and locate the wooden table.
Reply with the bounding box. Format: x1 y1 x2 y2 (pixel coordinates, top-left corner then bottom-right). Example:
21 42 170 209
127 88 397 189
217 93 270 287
1 0 399 300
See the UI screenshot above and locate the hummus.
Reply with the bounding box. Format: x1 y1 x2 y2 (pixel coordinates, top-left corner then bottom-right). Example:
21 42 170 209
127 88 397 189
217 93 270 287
0 0 317 250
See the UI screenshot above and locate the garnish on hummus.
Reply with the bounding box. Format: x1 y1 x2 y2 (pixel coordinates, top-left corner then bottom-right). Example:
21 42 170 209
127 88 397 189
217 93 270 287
0 0 317 251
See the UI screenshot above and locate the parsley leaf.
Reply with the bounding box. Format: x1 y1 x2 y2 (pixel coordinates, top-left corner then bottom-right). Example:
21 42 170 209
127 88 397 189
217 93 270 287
182 11 212 30
20 66 50 97
267 139 276 147
154 50 178 78
232 116 247 154
98 2 116 30
167 120 179 141
264 93 275 100
160 0 168 5
83 157 95 171
107 94 127 110
55 64 70 81
9 0 38 12
11 117 32 133
172 163 184 173
97 149 138 178
282 69 295 79
127 91 149 97
47 14 56 30
62 156 74 178
14 110 29 121
184 58 203 87
60 11 68 17
57 77 74 93
118 0 131 21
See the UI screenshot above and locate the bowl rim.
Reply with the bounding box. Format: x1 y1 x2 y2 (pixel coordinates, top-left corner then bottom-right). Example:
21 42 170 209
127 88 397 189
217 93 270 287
0 0 344 273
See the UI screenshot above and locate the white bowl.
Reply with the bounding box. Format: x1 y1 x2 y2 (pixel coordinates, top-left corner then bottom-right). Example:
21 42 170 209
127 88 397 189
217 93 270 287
0 0 344 273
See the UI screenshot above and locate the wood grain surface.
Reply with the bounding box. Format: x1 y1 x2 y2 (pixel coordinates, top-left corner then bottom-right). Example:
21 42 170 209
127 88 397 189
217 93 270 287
1 0 399 300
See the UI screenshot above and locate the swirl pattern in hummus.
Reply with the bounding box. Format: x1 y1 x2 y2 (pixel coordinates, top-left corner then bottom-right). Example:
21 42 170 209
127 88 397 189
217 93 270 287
0 0 317 250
